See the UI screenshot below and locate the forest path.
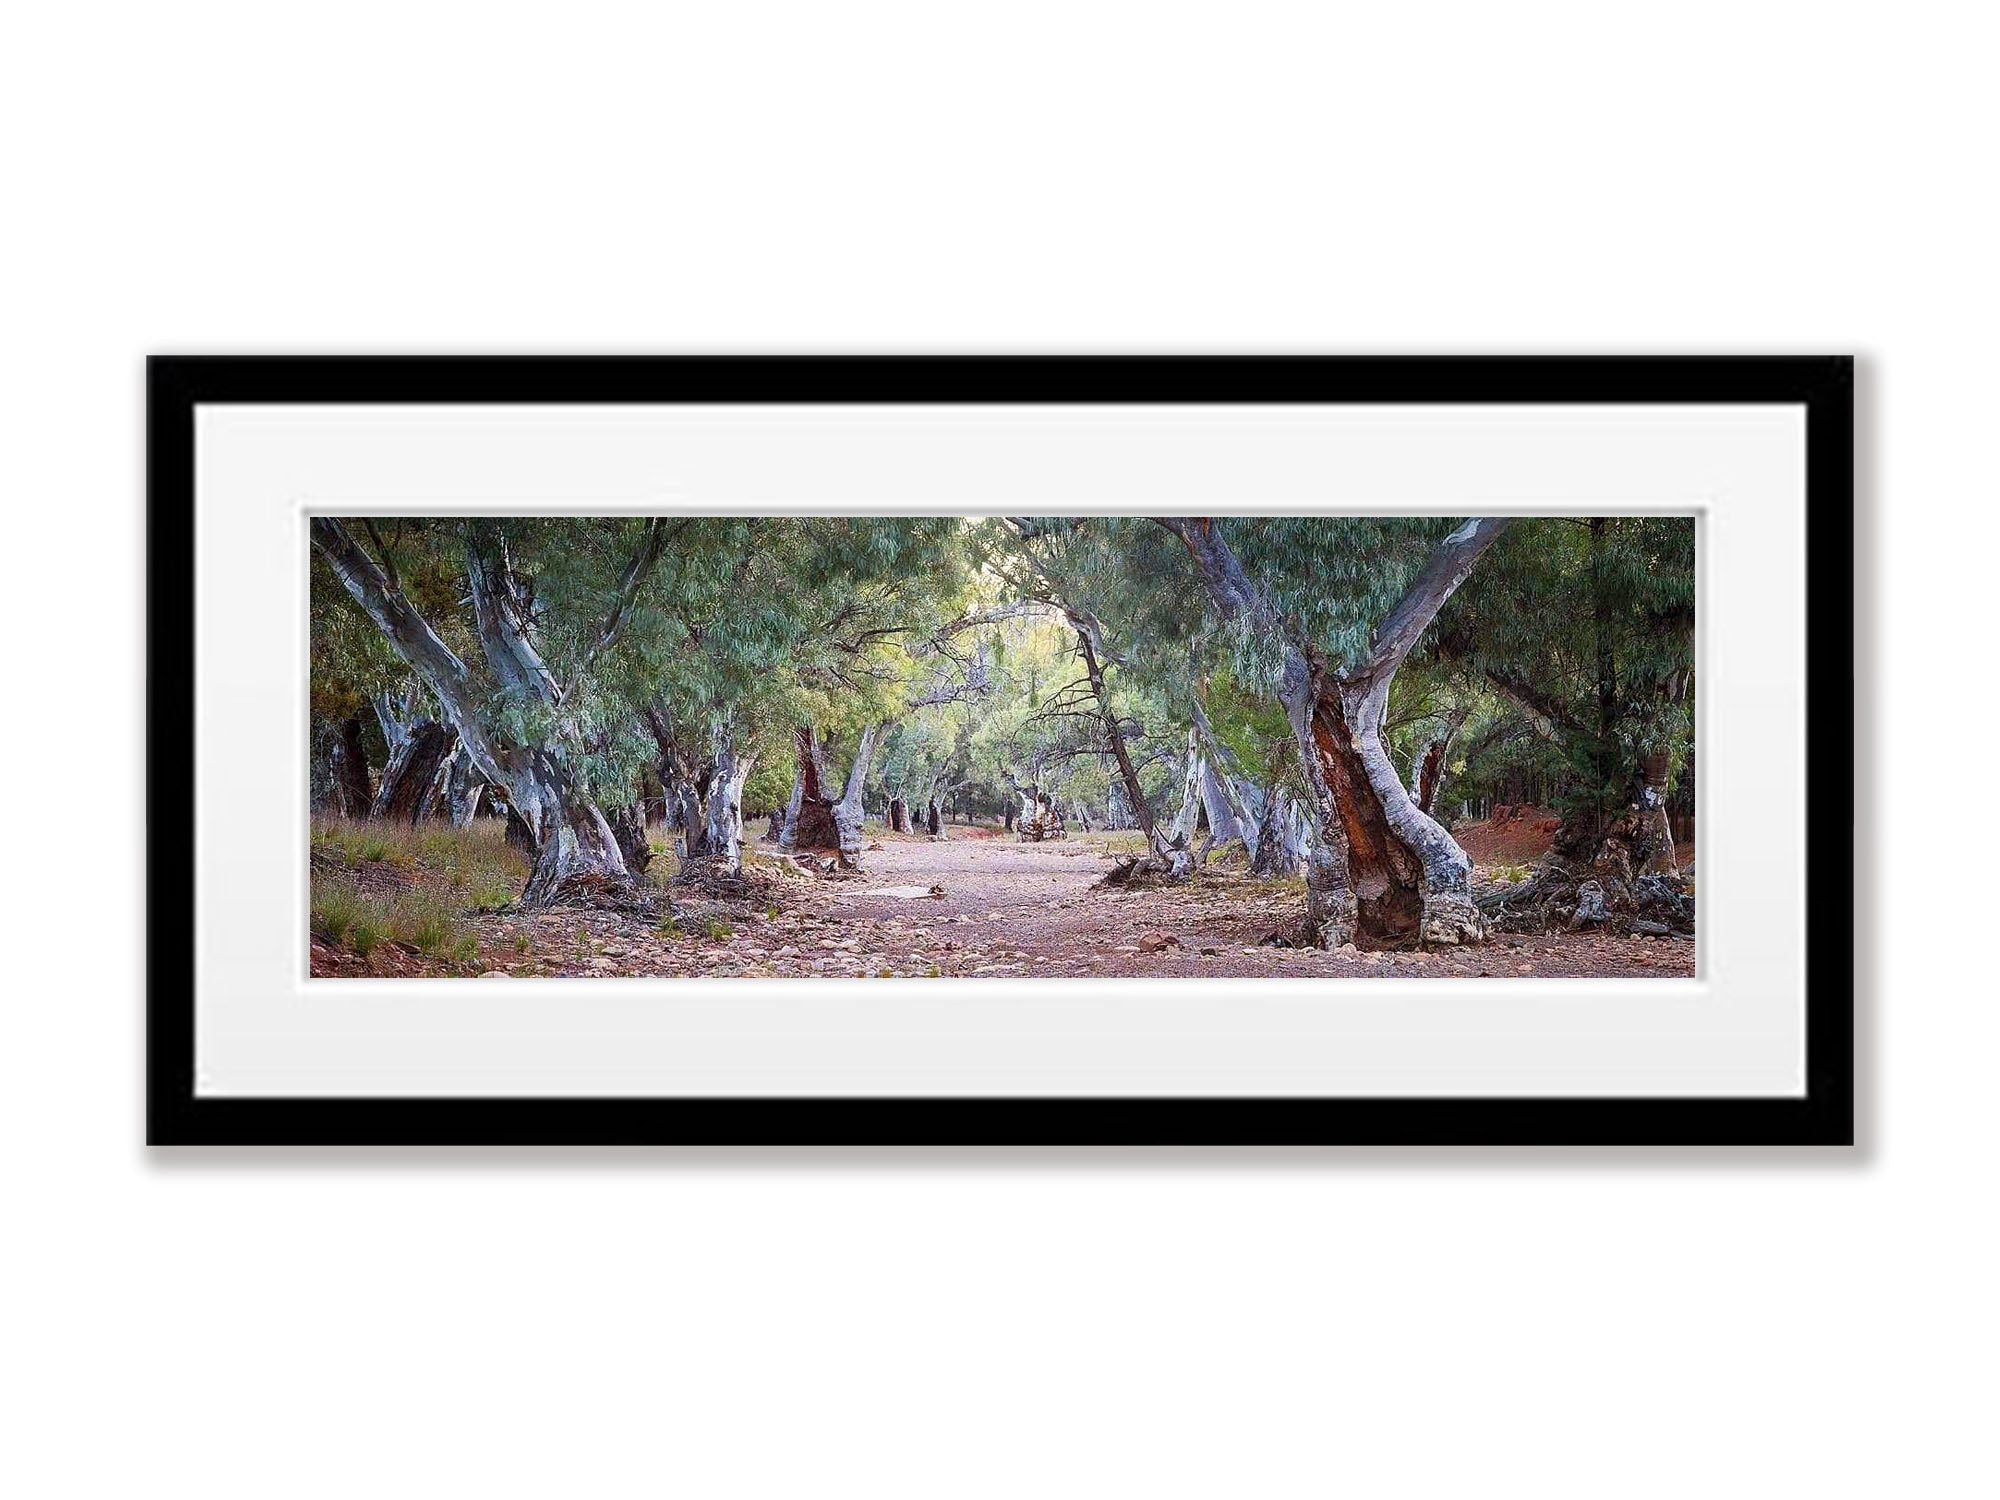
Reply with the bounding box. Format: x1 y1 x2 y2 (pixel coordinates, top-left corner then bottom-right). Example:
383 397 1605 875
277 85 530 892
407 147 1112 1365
314 824 1695 979
683 829 1691 980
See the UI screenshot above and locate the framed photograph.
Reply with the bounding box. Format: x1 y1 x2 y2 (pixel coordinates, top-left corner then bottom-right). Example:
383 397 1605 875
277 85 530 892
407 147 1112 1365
148 356 1852 1145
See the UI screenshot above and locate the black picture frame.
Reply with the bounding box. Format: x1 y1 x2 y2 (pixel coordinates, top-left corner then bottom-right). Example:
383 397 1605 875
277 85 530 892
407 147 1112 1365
148 355 1853 1146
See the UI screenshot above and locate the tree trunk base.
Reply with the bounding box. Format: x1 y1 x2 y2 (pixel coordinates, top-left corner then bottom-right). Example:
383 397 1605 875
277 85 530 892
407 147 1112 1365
787 801 841 854
1289 865 1358 949
1418 889 1488 947
607 804 651 875
518 805 636 910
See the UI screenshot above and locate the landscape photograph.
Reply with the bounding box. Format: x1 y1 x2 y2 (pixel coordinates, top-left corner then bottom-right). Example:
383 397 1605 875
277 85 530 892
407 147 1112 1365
308 513 1696 980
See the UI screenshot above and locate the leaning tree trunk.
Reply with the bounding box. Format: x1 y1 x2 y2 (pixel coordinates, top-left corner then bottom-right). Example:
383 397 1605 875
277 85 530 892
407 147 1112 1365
1073 627 1183 872
1160 514 1511 949
1197 760 1255 856
1290 665 1486 949
311 517 644 908
1189 696 1263 864
831 722 883 861
513 753 632 908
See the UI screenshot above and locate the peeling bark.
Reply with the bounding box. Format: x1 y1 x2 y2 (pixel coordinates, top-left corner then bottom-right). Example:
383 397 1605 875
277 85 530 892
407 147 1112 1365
698 723 755 873
1160 516 1510 948
373 720 455 824
312 517 643 905
1074 627 1178 869
443 745 486 828
781 725 841 853
607 803 652 875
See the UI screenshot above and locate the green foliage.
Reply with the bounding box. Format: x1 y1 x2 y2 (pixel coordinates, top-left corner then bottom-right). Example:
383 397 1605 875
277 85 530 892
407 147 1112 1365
1433 516 1697 819
310 514 1693 871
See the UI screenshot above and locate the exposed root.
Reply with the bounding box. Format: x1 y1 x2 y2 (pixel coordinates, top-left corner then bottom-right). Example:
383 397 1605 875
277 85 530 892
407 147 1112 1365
1476 854 1695 936
1096 852 1194 889
512 871 666 917
673 855 783 903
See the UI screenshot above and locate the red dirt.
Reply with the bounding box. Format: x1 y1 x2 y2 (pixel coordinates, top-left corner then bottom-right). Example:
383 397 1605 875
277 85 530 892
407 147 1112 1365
1455 807 1695 875
1456 806 1562 869
311 829 1694 980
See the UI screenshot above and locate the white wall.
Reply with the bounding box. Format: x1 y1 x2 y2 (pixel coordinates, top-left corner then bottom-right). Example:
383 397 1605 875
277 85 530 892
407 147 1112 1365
0 4 1986 1495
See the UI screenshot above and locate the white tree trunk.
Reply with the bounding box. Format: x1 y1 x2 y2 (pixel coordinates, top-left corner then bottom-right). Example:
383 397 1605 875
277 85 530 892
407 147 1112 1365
1160 515 1511 948
702 723 756 873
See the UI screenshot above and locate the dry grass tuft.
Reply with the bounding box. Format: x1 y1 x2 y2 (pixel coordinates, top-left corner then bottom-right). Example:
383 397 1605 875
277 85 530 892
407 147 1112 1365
309 817 530 968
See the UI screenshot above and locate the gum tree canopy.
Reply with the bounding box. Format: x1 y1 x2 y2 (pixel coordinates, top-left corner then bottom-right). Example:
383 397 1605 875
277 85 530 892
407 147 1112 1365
1151 516 1514 950
311 515 967 905
310 514 1691 940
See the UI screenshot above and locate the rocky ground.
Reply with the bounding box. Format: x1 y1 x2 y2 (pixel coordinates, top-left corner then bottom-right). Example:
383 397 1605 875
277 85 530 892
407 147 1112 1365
310 820 1695 979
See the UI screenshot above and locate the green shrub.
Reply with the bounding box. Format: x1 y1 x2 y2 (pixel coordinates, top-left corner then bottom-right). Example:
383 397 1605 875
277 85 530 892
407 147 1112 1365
705 916 733 942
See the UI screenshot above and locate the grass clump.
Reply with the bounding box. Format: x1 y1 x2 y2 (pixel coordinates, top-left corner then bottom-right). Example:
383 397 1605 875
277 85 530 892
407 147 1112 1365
310 816 527 887
311 880 365 945
655 913 683 940
308 856 484 969
705 916 734 942
403 893 460 959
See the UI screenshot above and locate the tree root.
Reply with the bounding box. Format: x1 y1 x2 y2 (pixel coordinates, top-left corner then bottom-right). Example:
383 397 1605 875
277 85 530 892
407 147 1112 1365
1476 855 1695 936
1096 851 1194 889
508 871 667 916
673 856 781 902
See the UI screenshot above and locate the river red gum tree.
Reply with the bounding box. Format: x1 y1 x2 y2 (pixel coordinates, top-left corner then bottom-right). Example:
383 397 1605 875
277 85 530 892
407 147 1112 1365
311 516 673 907
1155 516 1513 950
